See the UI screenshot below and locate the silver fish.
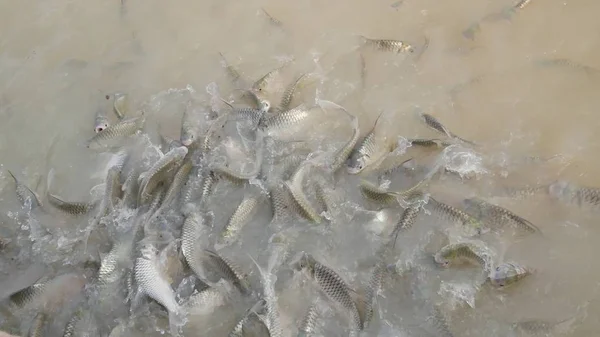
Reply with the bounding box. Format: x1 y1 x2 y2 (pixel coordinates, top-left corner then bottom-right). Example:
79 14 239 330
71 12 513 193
219 194 262 247
279 73 308 111
94 107 110 133
427 197 484 236
203 250 251 295
28 312 47 337
389 203 421 248
260 104 312 132
285 161 323 223
181 211 211 282
248 255 283 337
184 282 229 315
7 170 42 209
138 146 188 204
363 262 384 329
46 193 93 215
324 101 360 173
160 134 184 153
549 180 600 211
420 113 476 146
297 302 319 337
360 36 414 53
62 310 81 337
10 283 47 308
98 166 122 217
134 242 184 332
489 262 531 288
268 181 295 225
113 92 129 119
252 62 290 93
153 160 192 218
347 112 394 174
514 0 533 10
409 138 455 149
180 105 201 147
462 197 540 234
295 253 363 331
86 116 145 150
434 242 493 271
314 176 337 218
229 300 266 337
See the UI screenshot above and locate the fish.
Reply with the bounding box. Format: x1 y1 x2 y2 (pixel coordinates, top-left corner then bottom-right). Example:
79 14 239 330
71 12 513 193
6 170 42 209
489 262 531 288
513 0 533 10
229 300 266 337
94 107 110 133
203 250 251 295
27 312 47 337
252 61 291 93
183 282 229 315
134 242 184 334
549 180 600 211
86 116 145 150
389 203 422 248
297 302 319 337
181 211 211 282
180 105 201 147
211 138 263 183
462 197 540 235
347 112 395 174
46 193 94 215
218 194 262 247
268 181 295 225
314 176 337 218
198 170 217 209
359 180 400 205
408 138 455 149
284 161 323 223
434 242 493 271
294 253 363 331
360 36 414 54
260 104 313 133
138 146 188 204
62 310 81 337
419 113 476 146
112 92 129 119
427 305 454 337
97 166 122 217
318 100 360 173
279 73 308 111
152 159 192 218
260 7 283 27
248 255 283 337
10 283 47 308
219 52 244 86
427 197 484 236
363 262 384 329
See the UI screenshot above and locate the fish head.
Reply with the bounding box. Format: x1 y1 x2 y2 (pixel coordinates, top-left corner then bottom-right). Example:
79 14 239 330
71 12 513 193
258 100 271 113
548 180 572 201
180 131 196 147
346 152 367 174
433 253 452 268
95 122 109 133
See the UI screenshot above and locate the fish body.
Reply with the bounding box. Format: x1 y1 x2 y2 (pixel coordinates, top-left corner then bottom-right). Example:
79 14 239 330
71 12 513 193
180 106 201 146
203 250 250 295
46 193 93 215
361 36 414 53
86 116 144 150
154 160 192 216
297 303 318 337
10 283 47 308
7 170 42 209
184 285 228 315
138 146 188 204
389 204 421 248
329 107 360 173
363 262 384 328
409 138 455 149
462 197 540 234
28 312 47 337
112 92 128 119
347 113 393 174
434 242 493 271
261 104 311 132
420 113 475 146
219 194 262 247
181 211 211 281
489 262 531 287
427 197 483 236
248 256 283 337
279 73 308 111
296 253 363 331
285 162 322 223
134 243 183 329
549 180 600 211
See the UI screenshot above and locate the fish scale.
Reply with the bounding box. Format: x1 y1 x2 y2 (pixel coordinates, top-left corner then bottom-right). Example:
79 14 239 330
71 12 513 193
549 180 600 210
489 262 531 287
463 197 540 234
360 36 414 53
203 250 250 295
302 254 363 331
219 194 262 246
138 146 188 204
279 73 308 111
6 170 42 209
181 211 211 282
427 197 483 236
261 104 311 132
46 193 94 215
297 303 318 337
28 312 47 337
10 283 47 308
87 116 145 149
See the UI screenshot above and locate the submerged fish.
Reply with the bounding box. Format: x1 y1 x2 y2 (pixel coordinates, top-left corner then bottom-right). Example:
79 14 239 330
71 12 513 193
489 262 531 288
419 113 475 146
427 197 484 236
434 241 493 271
248 255 283 337
87 116 145 150
462 197 540 234
360 36 414 54
549 180 600 211
203 250 251 295
279 73 308 111
293 253 363 331
218 194 262 247
347 112 395 174
260 7 283 27
28 312 47 337
298 302 319 337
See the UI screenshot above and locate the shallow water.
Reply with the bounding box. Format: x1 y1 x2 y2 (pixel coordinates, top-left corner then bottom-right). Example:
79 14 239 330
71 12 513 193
1 0 600 336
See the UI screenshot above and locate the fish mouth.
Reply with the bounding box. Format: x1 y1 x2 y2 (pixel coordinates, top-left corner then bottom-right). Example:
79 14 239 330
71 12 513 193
181 138 193 147
346 166 363 175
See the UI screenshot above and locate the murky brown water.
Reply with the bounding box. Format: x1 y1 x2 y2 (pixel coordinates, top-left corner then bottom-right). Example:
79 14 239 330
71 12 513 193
1 0 600 336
